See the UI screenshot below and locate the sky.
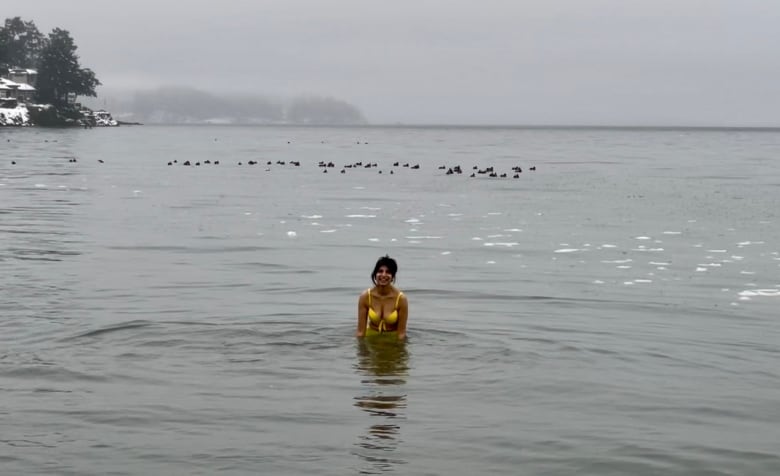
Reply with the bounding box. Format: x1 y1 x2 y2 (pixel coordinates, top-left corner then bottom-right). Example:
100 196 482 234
7 0 780 126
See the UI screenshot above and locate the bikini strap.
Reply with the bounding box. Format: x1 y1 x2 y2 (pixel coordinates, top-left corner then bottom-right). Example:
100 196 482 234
367 288 372 306
395 292 403 308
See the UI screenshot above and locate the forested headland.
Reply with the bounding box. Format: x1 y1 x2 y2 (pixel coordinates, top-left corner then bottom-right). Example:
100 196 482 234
0 16 101 126
2 16 367 127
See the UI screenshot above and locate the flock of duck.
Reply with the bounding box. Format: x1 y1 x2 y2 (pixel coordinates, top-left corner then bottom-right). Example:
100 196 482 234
8 156 538 178
6 139 537 178
163 158 536 178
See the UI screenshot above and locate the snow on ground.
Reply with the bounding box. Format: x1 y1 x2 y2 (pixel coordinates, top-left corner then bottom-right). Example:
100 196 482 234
0 104 31 126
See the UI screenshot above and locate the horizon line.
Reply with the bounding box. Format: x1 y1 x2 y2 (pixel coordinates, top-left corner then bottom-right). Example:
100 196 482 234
369 123 780 131
150 122 780 131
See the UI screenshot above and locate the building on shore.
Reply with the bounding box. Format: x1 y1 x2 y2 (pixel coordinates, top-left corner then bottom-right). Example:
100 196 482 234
0 68 37 103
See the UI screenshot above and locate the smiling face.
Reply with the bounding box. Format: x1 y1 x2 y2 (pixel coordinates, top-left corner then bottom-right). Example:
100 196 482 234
374 265 394 285
371 256 398 285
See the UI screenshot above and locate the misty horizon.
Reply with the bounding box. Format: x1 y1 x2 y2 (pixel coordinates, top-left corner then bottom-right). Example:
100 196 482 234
7 1 780 127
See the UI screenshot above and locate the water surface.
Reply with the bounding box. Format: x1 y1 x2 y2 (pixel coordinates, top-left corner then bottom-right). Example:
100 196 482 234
1 125 779 474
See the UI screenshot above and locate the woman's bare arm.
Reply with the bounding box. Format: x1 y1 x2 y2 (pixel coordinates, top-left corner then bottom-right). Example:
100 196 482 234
356 291 368 337
396 293 408 340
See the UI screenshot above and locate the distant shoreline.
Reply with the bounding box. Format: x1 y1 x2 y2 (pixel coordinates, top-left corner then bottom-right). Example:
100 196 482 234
97 122 780 132
4 120 779 132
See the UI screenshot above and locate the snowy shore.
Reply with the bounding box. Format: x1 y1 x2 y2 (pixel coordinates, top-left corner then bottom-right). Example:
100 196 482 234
0 104 32 126
0 103 120 127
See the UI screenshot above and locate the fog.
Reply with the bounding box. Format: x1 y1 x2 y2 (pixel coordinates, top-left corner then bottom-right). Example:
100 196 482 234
8 0 780 126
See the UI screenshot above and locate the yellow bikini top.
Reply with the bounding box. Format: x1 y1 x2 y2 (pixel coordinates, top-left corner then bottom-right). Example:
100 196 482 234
367 289 403 332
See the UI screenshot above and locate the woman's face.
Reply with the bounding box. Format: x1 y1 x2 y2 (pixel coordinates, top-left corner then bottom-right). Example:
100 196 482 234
374 265 394 285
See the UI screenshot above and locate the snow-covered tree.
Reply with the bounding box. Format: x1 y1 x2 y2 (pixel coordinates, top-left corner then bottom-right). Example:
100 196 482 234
0 17 45 70
35 28 100 107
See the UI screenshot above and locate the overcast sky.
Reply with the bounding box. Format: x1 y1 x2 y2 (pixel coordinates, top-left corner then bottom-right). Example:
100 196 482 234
8 0 780 125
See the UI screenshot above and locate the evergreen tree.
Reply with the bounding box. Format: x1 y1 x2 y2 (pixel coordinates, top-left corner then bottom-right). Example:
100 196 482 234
36 28 100 107
0 17 45 70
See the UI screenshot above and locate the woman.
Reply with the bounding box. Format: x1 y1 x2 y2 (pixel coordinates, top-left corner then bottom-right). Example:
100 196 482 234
356 255 408 340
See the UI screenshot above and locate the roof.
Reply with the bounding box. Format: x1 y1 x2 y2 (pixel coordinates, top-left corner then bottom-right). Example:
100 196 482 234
8 68 38 75
0 78 35 91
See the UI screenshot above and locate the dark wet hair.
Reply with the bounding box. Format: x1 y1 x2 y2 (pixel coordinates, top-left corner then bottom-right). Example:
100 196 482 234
371 255 398 284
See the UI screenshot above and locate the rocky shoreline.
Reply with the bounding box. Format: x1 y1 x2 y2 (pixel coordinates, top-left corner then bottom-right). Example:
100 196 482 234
0 103 30 126
0 102 120 127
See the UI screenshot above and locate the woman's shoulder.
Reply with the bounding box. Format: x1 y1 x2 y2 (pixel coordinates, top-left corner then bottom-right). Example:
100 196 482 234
396 288 408 301
359 288 371 301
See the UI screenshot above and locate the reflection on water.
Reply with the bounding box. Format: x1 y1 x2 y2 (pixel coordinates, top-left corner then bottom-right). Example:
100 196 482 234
353 337 409 474
5 126 779 474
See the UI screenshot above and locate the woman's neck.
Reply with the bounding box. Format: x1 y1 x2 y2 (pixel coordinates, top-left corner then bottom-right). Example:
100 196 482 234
373 284 394 295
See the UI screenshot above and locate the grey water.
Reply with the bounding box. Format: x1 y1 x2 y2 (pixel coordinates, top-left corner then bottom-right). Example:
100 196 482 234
1 125 779 475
